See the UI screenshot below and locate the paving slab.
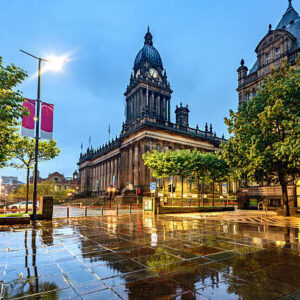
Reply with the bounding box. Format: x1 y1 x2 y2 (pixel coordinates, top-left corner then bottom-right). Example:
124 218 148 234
1 212 300 299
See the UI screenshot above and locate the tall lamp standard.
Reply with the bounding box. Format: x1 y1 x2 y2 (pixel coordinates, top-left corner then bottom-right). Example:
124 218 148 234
20 50 67 221
20 50 47 221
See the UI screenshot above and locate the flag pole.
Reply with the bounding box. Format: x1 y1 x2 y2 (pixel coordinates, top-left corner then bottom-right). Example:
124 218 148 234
20 50 47 221
108 124 110 142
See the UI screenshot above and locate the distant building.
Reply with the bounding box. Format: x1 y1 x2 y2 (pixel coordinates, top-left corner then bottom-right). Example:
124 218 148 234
237 0 300 106
29 170 79 191
0 176 24 198
237 0 300 208
45 171 79 191
78 28 226 197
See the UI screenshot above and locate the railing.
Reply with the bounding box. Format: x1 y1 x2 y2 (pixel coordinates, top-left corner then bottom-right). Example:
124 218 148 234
80 117 225 163
0 207 42 215
161 197 237 208
54 204 142 218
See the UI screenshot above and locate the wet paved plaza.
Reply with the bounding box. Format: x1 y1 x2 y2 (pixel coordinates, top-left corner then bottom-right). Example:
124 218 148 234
1 213 300 299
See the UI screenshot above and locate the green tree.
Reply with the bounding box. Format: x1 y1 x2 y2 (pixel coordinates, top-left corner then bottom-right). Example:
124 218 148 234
143 149 229 206
143 150 193 202
190 150 207 205
142 150 166 179
12 181 72 203
0 57 27 167
223 60 300 216
10 136 60 212
203 152 229 206
173 150 193 203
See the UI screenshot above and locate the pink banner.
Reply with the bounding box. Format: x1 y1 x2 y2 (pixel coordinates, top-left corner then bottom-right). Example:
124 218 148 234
21 99 35 137
40 102 54 140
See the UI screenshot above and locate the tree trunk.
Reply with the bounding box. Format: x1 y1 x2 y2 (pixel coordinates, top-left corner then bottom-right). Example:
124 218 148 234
212 180 215 207
197 177 200 207
181 176 184 207
202 183 205 207
25 167 30 213
281 179 290 217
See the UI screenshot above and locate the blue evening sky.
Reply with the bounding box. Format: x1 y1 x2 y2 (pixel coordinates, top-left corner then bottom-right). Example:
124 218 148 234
0 0 294 182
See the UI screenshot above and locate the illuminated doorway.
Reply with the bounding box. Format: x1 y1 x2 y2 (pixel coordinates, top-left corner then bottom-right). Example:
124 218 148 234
297 180 300 207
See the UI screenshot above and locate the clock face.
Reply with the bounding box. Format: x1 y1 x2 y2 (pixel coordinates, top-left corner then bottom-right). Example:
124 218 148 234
149 68 159 79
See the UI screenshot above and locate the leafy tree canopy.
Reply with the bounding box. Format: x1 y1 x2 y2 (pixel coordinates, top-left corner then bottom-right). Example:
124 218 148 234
143 149 229 183
0 57 27 167
9 135 60 211
222 59 300 216
10 135 60 170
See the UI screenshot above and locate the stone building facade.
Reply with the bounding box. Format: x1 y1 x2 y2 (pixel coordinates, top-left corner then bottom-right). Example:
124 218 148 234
237 0 300 107
78 28 224 195
236 0 300 208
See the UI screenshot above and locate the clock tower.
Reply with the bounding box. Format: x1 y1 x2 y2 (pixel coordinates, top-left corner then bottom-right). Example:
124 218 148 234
124 27 172 125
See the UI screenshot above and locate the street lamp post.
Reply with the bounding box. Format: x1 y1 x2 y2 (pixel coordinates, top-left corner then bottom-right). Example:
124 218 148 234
20 50 47 221
20 50 68 220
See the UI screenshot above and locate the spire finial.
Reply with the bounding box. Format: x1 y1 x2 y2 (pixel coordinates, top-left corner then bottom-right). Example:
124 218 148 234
241 59 244 66
269 24 272 32
144 26 153 46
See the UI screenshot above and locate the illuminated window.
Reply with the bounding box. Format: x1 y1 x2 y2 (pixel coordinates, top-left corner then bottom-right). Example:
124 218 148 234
265 52 271 64
275 47 281 59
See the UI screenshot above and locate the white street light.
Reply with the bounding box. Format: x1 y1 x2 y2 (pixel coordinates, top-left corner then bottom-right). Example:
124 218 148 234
44 55 69 72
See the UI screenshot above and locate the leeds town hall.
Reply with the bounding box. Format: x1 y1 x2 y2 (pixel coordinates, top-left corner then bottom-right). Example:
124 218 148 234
78 28 224 195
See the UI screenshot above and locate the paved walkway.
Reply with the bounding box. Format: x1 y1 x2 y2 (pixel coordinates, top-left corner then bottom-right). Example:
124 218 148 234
1 212 300 299
169 210 300 229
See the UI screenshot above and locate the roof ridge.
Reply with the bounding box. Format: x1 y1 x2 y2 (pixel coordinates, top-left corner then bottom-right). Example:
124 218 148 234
276 1 299 29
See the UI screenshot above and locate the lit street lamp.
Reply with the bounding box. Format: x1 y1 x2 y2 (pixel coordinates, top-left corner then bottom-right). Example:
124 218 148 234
20 50 68 220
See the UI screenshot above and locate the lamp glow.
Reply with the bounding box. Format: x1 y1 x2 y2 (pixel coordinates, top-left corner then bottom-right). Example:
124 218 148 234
45 55 69 72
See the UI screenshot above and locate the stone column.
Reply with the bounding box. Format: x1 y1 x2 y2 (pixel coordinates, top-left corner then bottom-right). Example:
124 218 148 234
128 145 133 184
138 92 141 118
163 97 166 121
93 167 96 191
104 162 107 189
132 95 135 121
134 93 137 120
130 98 133 122
144 139 150 187
148 91 152 115
151 92 155 116
134 143 139 186
109 159 112 186
102 163 105 190
99 163 103 191
105 161 108 187
117 156 121 188
110 157 115 184
139 141 145 186
140 89 144 114
166 98 171 122
120 151 124 187
106 160 109 187
113 157 117 186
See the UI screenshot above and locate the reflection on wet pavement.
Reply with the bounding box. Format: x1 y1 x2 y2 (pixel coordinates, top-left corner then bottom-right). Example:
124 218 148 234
1 213 300 299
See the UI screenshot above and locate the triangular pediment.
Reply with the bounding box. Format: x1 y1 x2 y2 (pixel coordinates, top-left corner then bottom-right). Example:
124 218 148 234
255 29 296 53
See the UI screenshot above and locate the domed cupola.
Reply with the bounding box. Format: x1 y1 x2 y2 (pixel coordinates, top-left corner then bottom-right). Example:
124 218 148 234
134 27 163 70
